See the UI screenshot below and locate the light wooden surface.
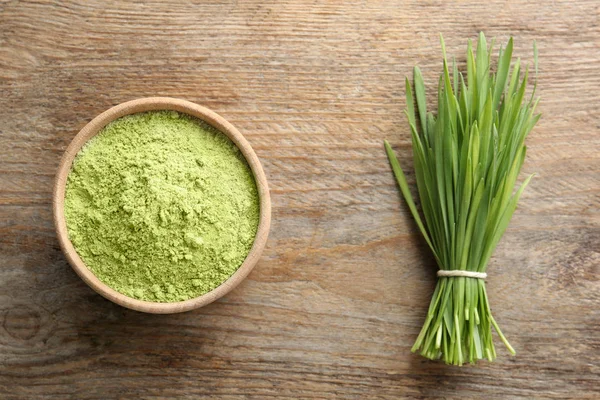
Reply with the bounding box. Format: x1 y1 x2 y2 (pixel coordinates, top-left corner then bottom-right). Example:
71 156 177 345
1 1 599 398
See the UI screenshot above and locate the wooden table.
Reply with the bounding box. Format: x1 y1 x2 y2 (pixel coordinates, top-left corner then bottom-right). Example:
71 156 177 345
1 1 598 398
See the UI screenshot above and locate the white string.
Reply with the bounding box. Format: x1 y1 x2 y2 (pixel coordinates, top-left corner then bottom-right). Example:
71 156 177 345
437 270 487 279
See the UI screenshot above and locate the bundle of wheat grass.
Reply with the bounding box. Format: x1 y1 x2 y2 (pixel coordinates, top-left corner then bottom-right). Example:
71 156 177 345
385 33 539 365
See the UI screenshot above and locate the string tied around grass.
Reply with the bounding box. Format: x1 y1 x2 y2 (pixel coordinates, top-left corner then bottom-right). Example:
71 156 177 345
437 270 487 279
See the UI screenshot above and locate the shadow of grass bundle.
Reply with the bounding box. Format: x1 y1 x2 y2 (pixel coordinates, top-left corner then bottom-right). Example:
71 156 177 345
385 33 539 365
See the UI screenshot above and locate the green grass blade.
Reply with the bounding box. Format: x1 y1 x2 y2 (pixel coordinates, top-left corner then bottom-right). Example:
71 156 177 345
533 40 538 76
405 78 417 129
493 37 513 112
384 140 438 259
414 67 428 136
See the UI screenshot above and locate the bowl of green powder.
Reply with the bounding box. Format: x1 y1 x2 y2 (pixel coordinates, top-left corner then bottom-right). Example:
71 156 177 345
53 97 271 313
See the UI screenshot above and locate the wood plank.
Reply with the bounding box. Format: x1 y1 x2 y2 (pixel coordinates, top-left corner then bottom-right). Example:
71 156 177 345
0 0 598 398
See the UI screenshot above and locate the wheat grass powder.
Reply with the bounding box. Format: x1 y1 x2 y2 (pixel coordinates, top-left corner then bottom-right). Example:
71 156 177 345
64 111 260 302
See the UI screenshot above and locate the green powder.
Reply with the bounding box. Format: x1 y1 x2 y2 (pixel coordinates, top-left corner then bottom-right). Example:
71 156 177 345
64 111 260 302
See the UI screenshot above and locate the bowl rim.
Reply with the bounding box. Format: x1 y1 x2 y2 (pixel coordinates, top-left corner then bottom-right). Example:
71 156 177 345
53 97 271 314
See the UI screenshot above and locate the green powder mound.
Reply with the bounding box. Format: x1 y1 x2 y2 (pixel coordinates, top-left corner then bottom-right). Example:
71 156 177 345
65 111 260 302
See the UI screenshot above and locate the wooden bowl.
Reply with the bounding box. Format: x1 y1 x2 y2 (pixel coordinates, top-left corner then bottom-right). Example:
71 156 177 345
53 97 271 314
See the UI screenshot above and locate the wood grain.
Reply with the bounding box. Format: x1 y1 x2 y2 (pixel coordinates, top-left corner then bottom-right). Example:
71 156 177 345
1 0 599 398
